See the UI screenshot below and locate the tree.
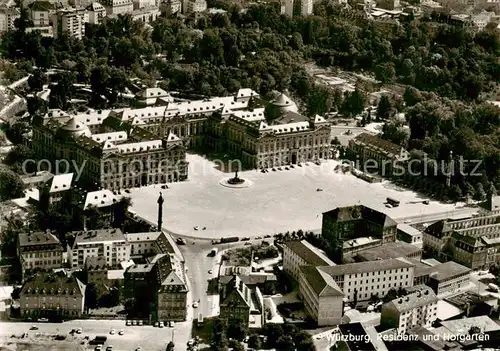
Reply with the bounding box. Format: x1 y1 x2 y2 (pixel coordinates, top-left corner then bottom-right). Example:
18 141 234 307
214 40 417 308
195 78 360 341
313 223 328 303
228 340 244 351
247 334 261 349
475 183 487 201
382 288 400 303
166 341 174 351
4 144 35 174
376 95 394 120
28 69 47 92
276 335 295 351
262 323 284 348
0 170 25 201
113 196 132 228
85 283 98 312
227 318 247 341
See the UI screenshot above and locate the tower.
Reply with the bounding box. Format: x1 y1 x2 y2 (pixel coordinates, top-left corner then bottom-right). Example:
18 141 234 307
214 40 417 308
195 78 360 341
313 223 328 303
157 192 164 230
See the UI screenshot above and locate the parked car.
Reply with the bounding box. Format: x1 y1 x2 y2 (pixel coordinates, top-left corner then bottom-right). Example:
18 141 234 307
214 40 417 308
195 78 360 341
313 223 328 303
194 226 199 230
159 322 164 328
132 320 137 326
124 189 130 193
126 320 131 326
264 235 271 238
109 329 115 335
38 318 48 322
169 321 174 327
118 330 124 335
30 325 38 330
193 302 198 308
241 237 250 241
106 346 113 351
208 269 213 274
76 328 82 334
138 320 143 326
285 167 289 170
135 348 142 351
94 346 102 351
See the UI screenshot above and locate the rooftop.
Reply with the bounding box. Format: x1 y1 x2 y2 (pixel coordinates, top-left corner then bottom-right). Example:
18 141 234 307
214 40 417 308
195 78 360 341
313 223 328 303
81 189 117 210
18 231 61 248
438 316 500 335
300 266 344 297
323 205 397 228
47 173 73 193
73 228 125 246
397 223 422 236
124 232 162 243
338 323 376 351
353 132 404 156
355 241 422 261
283 240 335 266
317 258 414 277
21 272 85 297
385 287 437 313
430 261 471 282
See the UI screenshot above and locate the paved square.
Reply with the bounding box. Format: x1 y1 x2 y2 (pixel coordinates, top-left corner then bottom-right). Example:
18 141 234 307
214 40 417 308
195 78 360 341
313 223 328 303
129 154 466 239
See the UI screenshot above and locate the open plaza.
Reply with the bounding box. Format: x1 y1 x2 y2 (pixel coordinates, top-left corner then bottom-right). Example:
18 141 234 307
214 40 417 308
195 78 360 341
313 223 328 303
129 154 470 239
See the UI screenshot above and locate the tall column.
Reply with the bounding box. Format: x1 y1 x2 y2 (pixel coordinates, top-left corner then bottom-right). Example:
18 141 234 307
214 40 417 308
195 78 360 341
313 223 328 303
157 192 164 230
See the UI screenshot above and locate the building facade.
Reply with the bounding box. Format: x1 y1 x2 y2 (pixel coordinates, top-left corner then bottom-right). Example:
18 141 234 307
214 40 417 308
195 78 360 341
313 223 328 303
321 205 398 263
86 2 107 24
183 0 207 14
17 231 64 275
52 8 89 39
69 228 131 268
423 213 500 269
28 1 55 27
427 261 471 296
283 240 335 281
312 258 415 303
100 0 134 14
20 272 86 319
381 287 438 334
299 266 344 326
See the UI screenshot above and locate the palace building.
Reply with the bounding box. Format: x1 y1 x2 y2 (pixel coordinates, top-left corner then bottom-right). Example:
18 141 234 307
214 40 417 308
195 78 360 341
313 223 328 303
32 89 332 189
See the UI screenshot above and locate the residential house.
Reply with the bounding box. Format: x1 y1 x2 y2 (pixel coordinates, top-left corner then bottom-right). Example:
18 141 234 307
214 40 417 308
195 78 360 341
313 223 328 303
0 6 20 33
17 231 64 276
28 1 55 27
86 2 106 24
381 286 438 334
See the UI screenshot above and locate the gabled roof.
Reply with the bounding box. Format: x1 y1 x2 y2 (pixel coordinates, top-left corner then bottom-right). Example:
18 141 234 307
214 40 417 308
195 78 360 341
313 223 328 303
18 231 61 248
299 266 344 297
47 173 73 193
29 1 54 11
220 284 251 308
284 240 335 266
82 189 116 210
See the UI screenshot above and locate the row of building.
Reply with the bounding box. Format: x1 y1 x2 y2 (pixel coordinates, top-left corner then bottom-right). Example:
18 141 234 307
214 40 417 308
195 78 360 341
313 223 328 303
0 0 208 36
17 228 189 321
32 89 332 190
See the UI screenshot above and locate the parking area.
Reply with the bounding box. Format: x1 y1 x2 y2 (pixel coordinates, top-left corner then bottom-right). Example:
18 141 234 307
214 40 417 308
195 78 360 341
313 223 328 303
0 320 193 351
130 154 464 239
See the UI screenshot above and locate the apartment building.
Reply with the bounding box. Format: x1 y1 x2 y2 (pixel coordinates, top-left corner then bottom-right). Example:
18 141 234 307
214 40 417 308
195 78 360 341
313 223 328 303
17 231 64 274
100 0 133 14
20 272 86 319
299 266 344 326
0 6 20 33
72 189 118 229
321 205 398 263
424 213 500 269
307 258 414 303
183 0 206 14
86 2 106 24
124 231 162 257
219 275 264 328
28 1 55 27
52 7 88 39
283 240 335 281
159 0 181 14
381 287 438 334
283 0 313 17
69 228 130 268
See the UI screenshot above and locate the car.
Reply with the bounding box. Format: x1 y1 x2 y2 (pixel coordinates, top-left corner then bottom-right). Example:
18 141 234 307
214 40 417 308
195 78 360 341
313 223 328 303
208 269 213 274
161 185 168 189
316 188 323 192
95 346 102 351
423 200 430 205
76 328 82 334
169 321 174 327
159 322 164 328
241 237 250 241
404 219 412 224
194 226 199 230
38 318 48 322
106 346 113 351
30 325 38 330
110 329 115 335
138 320 143 326
126 320 131 326
124 189 130 193
285 167 289 170
187 340 194 347
264 235 271 238
118 330 124 335
298 163 302 167
135 348 142 351
176 238 186 245
272 168 276 171
385 204 393 208
290 165 294 168
132 320 137 325
277 167 282 171
193 302 198 308
244 242 251 245
255 236 262 239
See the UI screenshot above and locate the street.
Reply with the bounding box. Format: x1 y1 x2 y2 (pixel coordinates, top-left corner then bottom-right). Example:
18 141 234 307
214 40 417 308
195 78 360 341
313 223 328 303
0 319 191 351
